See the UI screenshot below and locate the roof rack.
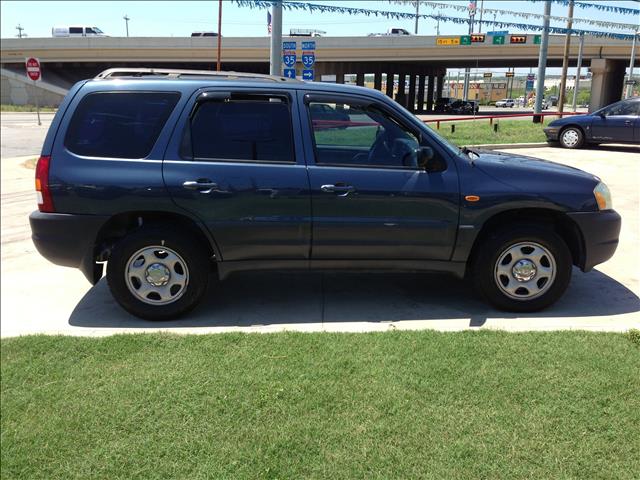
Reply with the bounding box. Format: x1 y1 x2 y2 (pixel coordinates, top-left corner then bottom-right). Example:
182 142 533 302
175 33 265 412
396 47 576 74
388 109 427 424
94 68 297 82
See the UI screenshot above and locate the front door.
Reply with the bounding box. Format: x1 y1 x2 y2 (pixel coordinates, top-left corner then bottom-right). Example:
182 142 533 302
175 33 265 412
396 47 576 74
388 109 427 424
300 92 459 261
591 100 638 143
163 90 311 261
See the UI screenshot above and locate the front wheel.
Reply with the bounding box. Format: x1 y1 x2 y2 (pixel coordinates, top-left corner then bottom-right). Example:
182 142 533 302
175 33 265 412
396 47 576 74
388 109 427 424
559 126 584 149
107 227 210 320
471 226 572 312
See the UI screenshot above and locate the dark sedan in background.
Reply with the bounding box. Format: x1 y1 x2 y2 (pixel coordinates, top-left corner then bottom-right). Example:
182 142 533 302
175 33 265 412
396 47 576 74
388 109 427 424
544 97 640 148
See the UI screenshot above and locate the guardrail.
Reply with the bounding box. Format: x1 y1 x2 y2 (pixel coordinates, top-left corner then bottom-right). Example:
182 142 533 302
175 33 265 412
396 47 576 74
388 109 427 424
423 112 582 129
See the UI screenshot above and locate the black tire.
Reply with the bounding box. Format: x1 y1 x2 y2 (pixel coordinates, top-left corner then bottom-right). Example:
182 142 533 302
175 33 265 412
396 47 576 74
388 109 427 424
559 126 584 149
471 225 572 312
107 227 210 320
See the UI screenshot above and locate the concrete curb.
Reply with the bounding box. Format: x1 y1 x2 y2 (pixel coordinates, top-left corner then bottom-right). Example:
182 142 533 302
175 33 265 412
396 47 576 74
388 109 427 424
469 142 549 150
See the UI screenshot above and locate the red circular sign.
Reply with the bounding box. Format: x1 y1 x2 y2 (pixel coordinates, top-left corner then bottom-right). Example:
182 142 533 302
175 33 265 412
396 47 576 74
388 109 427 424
26 57 41 81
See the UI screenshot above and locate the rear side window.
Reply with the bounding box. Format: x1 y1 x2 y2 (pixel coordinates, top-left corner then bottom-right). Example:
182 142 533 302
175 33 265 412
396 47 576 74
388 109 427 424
69 27 83 34
186 96 294 163
65 91 180 159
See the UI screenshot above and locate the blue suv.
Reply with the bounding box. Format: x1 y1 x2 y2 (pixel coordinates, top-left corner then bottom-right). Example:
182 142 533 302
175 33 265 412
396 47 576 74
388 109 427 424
30 69 621 320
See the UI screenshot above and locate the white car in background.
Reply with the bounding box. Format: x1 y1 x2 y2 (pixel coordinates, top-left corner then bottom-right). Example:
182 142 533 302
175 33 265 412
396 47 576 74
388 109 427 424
495 98 515 108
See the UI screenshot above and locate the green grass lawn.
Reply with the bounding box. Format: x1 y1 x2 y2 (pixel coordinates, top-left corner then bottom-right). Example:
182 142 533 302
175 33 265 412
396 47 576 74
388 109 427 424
428 119 549 146
2 332 639 479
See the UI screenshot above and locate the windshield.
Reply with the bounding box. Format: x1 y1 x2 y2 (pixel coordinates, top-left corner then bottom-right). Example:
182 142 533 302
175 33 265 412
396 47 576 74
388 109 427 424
93 27 104 33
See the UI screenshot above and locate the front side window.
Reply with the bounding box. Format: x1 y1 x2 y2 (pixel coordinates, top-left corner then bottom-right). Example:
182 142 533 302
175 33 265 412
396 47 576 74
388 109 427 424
187 95 295 163
600 101 639 117
69 27 83 34
65 91 180 158
308 100 419 168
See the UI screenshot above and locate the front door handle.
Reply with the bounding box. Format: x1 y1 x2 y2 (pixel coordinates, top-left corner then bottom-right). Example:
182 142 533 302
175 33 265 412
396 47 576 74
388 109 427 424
183 179 218 193
321 184 356 196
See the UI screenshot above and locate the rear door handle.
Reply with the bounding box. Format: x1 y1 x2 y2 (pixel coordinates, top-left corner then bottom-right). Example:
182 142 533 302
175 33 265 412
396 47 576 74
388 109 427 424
183 179 218 193
321 184 356 196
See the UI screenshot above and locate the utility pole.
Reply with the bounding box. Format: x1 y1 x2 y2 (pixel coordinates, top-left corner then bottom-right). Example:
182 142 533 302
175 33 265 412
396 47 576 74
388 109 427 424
16 24 26 38
557 0 574 113
463 0 476 101
626 30 638 99
478 0 484 34
414 1 419 35
269 0 283 76
436 12 441 36
534 0 551 118
217 0 223 71
572 32 584 111
123 15 130 37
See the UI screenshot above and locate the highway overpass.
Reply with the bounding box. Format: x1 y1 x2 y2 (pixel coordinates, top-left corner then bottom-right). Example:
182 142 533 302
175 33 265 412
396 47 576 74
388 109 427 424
2 34 637 111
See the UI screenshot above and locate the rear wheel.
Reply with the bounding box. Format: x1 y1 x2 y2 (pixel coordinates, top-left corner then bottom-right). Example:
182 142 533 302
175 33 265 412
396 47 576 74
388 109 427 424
472 226 572 312
107 227 210 320
559 126 584 149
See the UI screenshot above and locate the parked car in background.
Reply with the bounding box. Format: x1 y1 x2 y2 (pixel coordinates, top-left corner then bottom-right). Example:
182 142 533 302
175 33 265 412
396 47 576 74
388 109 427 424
544 97 639 148
29 68 620 320
52 26 106 37
548 95 559 106
448 100 479 114
495 98 515 108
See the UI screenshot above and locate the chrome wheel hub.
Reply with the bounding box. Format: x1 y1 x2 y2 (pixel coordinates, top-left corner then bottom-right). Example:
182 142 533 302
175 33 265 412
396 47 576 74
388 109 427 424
145 263 171 286
125 246 189 305
494 242 556 300
512 259 537 282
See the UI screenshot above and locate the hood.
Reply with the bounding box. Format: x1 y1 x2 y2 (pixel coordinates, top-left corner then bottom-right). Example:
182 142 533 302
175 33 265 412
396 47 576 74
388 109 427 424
472 149 598 183
548 113 592 126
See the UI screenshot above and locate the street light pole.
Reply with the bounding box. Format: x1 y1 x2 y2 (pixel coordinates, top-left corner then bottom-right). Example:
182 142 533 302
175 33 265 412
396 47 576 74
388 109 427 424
123 15 130 37
269 0 283 76
557 0 574 113
463 1 476 101
217 0 223 71
572 32 584 112
626 30 638 99
414 1 419 35
534 0 551 117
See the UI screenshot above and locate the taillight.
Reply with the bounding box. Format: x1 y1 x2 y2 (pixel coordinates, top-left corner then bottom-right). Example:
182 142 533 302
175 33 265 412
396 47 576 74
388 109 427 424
35 155 55 213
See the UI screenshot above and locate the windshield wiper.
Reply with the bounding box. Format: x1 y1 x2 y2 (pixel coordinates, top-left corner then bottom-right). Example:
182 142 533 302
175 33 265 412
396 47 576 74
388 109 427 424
460 146 480 164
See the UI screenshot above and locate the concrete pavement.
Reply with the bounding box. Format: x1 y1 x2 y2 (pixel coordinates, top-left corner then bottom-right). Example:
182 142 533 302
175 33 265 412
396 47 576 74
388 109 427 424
0 127 638 336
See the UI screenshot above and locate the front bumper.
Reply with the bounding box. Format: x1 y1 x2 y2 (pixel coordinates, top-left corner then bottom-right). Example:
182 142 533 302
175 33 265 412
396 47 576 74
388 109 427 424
567 210 621 272
29 211 110 284
543 126 560 141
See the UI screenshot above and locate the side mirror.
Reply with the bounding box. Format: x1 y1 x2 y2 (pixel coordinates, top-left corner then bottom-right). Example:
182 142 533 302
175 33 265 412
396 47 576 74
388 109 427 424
417 146 434 169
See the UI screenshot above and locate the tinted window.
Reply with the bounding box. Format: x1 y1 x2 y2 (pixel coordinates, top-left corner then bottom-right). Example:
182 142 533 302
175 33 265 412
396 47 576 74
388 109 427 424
85 27 96 34
65 92 180 159
309 101 419 168
188 97 294 163
69 27 83 34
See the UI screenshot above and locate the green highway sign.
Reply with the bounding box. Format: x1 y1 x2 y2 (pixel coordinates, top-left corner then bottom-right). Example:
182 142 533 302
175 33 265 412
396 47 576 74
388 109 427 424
534 35 541 45
492 35 505 45
460 35 471 45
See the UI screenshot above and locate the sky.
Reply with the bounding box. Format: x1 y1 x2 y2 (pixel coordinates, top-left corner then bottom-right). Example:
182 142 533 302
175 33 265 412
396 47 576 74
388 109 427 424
1 0 638 39
1 0 638 75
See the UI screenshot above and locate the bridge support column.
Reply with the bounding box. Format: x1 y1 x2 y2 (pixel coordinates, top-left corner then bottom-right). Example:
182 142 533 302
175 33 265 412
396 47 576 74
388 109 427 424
426 75 435 112
385 73 394 98
336 72 345 84
407 74 417 113
373 72 382 92
436 73 444 101
417 75 426 113
356 72 365 87
396 73 406 106
589 58 626 112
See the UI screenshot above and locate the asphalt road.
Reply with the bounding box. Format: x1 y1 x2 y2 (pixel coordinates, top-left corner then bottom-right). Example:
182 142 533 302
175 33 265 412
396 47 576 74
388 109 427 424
1 130 638 336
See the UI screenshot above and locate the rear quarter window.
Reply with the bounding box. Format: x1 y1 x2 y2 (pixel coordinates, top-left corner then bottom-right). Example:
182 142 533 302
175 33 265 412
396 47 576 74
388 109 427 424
64 91 180 159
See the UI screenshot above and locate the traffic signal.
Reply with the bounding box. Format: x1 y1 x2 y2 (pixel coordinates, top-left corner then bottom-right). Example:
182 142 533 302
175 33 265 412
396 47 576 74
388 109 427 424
471 34 485 43
510 35 527 44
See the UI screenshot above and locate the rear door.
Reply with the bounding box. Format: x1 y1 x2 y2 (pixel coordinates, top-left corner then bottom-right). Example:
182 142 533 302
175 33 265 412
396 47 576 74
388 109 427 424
163 89 311 261
591 100 637 143
299 91 459 261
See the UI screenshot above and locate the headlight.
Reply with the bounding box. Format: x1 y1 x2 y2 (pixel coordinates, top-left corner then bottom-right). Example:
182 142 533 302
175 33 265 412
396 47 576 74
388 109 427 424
593 182 612 210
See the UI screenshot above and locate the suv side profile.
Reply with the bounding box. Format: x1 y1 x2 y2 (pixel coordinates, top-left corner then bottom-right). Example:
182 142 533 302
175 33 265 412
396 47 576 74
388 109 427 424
30 69 621 320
